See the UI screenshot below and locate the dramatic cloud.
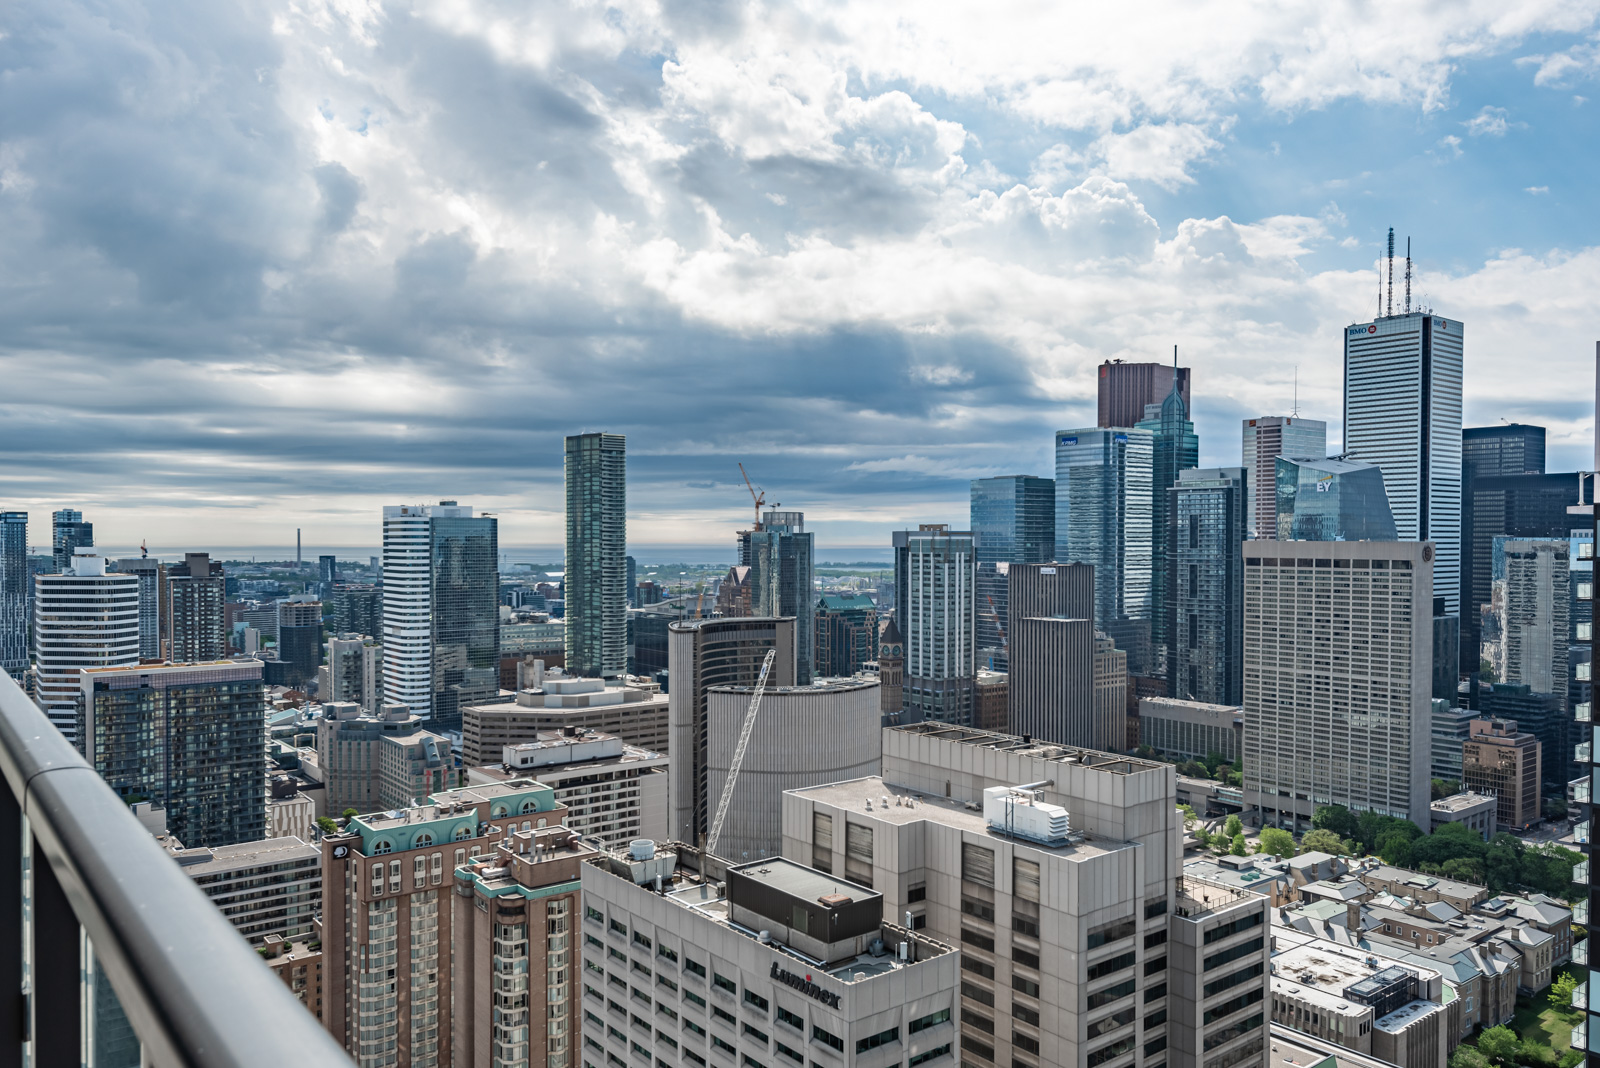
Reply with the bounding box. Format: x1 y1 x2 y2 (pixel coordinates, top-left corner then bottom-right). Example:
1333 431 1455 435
1 0 1598 556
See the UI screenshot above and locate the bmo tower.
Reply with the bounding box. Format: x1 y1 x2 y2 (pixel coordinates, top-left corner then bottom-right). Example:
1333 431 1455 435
1343 312 1463 614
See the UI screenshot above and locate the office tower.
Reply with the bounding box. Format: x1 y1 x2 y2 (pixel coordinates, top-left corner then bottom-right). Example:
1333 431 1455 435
1169 468 1246 705
1461 458 1573 673
814 593 878 677
564 432 627 678
877 617 904 717
276 600 323 688
320 779 580 1066
163 835 321 944
460 670 670 764
321 635 383 710
330 582 382 638
1430 700 1473 781
1273 456 1398 541
1137 374 1199 676
82 659 267 846
974 668 1009 730
581 843 959 1068
318 555 337 589
890 526 941 627
315 702 451 815
1462 718 1542 829
971 476 1056 672
705 677 880 860
166 552 227 662
666 616 796 845
33 550 139 743
902 526 976 725
465 728 668 846
51 508 94 571
1005 562 1105 748
1491 537 1570 698
0 511 26 678
1432 596 1460 703
381 502 500 727
746 510 816 684
1243 540 1432 829
1241 417 1327 539
1138 696 1242 765
1098 358 1191 429
1343 312 1464 613
1055 427 1155 673
783 723 1273 1068
1095 633 1132 749
1478 681 1568 793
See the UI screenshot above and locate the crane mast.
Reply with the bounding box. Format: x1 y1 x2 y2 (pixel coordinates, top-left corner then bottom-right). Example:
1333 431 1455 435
705 648 777 856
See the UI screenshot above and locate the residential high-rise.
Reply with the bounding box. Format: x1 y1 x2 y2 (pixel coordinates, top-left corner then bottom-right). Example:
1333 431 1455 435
1343 312 1464 614
783 723 1272 1068
329 582 382 638
1136 371 1199 677
1273 456 1398 541
1098 358 1191 429
1569 469 1596 1065
902 526 976 724
666 616 797 845
1241 416 1327 539
317 554 337 589
320 635 383 710
277 600 323 689
745 510 816 683
0 511 26 679
33 550 139 743
1169 468 1246 705
1462 718 1541 830
1242 540 1433 829
1491 537 1570 698
1005 562 1109 748
1055 427 1155 673
81 658 267 846
581 843 958 1068
51 508 94 571
112 557 163 659
164 835 321 945
970 475 1056 672
167 552 227 662
564 432 627 678
814 593 878 677
626 553 637 607
381 502 500 727
314 701 451 815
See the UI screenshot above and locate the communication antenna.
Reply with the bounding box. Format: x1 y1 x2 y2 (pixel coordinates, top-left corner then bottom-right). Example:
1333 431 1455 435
1404 237 1412 315
1385 227 1394 318
1292 368 1300 418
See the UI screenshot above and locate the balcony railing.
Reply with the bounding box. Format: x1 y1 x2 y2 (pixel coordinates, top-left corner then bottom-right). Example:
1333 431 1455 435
1576 940 1590 966
1577 820 1592 846
1580 664 1593 682
1577 1019 1589 1052
1579 702 1593 724
0 669 349 1067
1576 980 1589 1012
1575 900 1590 925
1575 860 1590 886
1578 780 1593 804
1578 743 1593 764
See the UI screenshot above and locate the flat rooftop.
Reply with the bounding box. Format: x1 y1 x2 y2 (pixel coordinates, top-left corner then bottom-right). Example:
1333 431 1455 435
1430 791 1496 813
890 722 1168 775
790 776 1125 860
164 834 319 874
712 675 879 695
732 856 880 905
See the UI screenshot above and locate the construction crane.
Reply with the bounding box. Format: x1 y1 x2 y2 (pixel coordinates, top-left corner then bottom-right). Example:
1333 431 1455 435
985 594 1007 651
694 588 706 619
705 648 776 856
738 463 777 531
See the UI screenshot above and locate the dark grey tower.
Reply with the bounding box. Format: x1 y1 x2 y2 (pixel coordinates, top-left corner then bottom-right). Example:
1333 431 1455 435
1168 468 1246 705
565 432 627 677
0 511 26 678
1007 563 1109 748
970 476 1055 672
52 509 93 572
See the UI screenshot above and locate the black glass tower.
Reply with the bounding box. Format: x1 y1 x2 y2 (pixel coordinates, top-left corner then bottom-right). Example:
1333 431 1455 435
430 512 500 729
970 475 1056 672
1168 468 1246 705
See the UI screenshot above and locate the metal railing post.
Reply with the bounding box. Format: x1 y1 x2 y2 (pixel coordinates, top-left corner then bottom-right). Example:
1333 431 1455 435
29 829 80 1068
0 790 19 1068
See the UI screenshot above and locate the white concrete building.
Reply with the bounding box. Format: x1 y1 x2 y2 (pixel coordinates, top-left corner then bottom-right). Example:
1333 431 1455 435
381 504 434 717
33 549 140 743
1243 541 1433 830
461 666 670 764
581 843 960 1068
464 728 668 847
163 834 322 944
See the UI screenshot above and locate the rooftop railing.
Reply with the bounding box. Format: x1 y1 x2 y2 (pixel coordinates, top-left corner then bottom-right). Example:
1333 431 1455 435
0 669 349 1068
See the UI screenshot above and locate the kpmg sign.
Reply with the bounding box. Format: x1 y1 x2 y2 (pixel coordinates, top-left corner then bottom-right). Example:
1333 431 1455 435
1059 436 1077 446
770 962 842 1009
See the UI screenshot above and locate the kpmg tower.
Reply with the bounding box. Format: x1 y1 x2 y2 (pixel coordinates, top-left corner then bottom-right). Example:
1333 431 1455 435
970 475 1055 672
564 432 627 678
380 502 500 728
0 512 26 679
1343 301 1463 614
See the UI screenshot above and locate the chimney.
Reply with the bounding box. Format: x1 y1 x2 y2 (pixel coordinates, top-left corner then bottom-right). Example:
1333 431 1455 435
1346 899 1362 931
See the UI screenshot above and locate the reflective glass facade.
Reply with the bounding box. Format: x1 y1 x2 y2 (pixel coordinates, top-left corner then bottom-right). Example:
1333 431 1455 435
51 508 93 572
746 510 815 684
1168 468 1245 706
1054 427 1154 675
1273 456 1397 542
430 514 500 729
0 511 25 678
564 432 627 677
1137 382 1199 674
970 475 1055 672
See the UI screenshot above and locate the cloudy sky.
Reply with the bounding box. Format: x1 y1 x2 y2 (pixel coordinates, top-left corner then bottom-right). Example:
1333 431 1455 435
4 0 1600 559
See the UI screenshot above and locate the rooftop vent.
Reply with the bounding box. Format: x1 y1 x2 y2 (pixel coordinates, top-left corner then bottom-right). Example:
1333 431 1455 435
818 893 853 909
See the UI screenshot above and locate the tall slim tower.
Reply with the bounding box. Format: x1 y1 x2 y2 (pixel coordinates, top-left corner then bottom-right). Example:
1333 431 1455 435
970 475 1056 672
0 512 27 679
564 432 627 678
33 550 140 744
1169 468 1247 706
745 510 816 684
1136 365 1198 677
902 526 976 725
51 509 93 572
1241 416 1327 538
1343 311 1464 613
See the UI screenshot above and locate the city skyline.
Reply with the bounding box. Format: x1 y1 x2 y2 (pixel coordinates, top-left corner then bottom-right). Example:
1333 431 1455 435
4 4 1600 549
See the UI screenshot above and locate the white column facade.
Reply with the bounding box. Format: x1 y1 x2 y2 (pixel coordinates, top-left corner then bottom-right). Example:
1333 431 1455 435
381 507 433 719
33 551 139 744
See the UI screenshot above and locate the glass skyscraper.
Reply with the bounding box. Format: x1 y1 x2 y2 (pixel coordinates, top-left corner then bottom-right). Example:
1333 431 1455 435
1343 312 1464 613
1136 376 1198 676
1168 468 1246 705
743 510 816 684
1273 456 1398 542
0 511 26 679
1242 416 1327 538
1054 427 1154 675
51 508 93 572
970 475 1055 672
565 432 627 678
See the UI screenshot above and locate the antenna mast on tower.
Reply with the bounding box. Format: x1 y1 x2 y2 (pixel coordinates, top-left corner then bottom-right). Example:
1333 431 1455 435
1404 237 1412 315
1386 227 1395 318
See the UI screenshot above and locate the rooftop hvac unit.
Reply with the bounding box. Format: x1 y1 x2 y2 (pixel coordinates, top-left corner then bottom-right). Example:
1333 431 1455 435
983 785 1069 846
